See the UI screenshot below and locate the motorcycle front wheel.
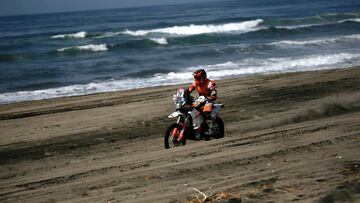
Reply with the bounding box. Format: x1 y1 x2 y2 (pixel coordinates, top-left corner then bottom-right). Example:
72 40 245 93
164 123 187 149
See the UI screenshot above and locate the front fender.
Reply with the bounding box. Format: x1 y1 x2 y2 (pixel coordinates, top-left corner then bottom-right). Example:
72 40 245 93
168 111 182 118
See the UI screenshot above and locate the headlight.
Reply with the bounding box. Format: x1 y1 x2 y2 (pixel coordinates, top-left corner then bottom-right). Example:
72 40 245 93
174 97 186 108
181 98 186 106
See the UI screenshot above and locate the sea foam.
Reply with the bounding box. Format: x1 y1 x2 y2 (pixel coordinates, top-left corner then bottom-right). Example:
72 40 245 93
150 38 168 45
122 19 264 36
57 44 108 52
202 53 360 78
51 31 87 39
122 16 357 37
339 18 360 23
1 52 359 104
269 34 360 47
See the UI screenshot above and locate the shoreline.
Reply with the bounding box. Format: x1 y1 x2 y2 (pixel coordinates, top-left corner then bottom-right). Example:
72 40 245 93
0 65 358 110
0 66 359 202
1 64 358 106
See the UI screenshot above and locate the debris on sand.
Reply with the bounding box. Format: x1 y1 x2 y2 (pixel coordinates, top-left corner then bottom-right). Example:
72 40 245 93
186 190 241 203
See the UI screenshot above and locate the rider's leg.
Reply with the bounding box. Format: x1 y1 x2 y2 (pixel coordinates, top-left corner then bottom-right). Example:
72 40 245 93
202 102 214 141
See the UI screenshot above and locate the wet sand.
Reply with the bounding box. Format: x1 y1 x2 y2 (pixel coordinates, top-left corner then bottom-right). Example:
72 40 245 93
0 67 360 203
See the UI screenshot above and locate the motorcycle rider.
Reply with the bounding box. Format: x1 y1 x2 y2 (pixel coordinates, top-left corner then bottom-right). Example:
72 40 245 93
188 69 217 140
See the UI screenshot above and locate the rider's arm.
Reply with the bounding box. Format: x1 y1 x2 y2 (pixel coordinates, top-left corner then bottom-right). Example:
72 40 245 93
207 81 217 101
188 81 196 93
209 89 217 101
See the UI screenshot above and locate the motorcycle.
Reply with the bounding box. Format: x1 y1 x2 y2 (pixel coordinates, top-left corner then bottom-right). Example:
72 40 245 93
164 87 224 149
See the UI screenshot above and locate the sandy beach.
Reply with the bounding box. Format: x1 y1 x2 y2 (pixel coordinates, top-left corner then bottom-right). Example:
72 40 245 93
0 67 360 203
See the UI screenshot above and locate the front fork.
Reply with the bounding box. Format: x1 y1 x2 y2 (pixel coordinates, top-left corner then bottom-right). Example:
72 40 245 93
178 123 186 141
176 116 182 124
171 115 188 141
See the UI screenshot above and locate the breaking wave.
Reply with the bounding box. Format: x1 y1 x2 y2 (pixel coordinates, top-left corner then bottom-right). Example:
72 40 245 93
275 19 359 30
1 52 359 104
149 38 168 45
122 19 264 36
269 34 360 47
51 31 87 39
339 18 360 23
57 44 108 52
201 53 360 78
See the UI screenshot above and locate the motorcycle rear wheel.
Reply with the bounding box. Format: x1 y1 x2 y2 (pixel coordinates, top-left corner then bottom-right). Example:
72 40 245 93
164 123 187 149
211 117 225 139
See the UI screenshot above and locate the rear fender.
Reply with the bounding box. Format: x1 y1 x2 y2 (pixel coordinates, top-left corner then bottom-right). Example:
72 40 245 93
211 104 223 119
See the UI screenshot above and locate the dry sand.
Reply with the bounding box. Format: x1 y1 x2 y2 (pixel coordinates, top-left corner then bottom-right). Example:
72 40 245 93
0 67 359 203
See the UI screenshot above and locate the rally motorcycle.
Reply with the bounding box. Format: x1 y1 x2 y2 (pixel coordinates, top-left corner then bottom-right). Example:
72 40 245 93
164 88 224 149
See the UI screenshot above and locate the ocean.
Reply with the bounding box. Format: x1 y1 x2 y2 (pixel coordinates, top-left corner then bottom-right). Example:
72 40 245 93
0 0 360 103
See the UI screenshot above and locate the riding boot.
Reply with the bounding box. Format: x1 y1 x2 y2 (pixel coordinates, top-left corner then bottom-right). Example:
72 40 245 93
202 112 212 141
203 121 211 141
